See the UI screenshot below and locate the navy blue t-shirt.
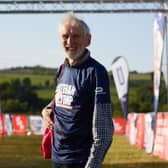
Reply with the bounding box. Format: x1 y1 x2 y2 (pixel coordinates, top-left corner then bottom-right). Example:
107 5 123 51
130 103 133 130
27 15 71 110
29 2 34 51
52 54 111 164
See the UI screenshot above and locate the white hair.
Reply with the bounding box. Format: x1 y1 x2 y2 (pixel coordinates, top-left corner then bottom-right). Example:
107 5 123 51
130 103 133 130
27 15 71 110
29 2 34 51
59 11 91 35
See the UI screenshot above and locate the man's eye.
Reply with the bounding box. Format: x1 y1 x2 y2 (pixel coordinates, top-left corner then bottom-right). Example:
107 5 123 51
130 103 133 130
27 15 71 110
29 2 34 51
62 35 68 39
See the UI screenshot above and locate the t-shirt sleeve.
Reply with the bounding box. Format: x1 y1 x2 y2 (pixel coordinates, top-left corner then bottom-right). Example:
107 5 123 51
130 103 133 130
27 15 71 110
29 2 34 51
94 67 111 104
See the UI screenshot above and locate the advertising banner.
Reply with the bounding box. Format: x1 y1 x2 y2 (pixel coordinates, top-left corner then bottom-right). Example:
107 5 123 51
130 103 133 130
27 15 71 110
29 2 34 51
4 114 12 136
144 113 154 153
153 13 166 114
135 113 145 149
12 115 28 135
29 115 44 135
0 113 5 136
112 56 129 119
153 113 164 158
113 118 126 134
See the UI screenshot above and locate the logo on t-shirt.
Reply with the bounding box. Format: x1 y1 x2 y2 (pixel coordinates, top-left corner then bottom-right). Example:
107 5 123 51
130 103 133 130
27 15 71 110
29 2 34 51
95 87 106 95
55 83 76 109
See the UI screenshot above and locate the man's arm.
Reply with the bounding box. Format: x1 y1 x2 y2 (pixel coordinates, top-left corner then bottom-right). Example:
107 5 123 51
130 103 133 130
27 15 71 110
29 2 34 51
85 103 114 168
41 100 54 130
85 67 114 168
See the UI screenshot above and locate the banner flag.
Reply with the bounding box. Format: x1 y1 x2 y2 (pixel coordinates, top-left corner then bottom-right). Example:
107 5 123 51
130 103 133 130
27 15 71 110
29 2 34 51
12 115 28 135
152 12 166 151
111 56 129 119
144 113 154 153
4 114 12 136
153 12 166 114
29 115 44 135
112 118 126 134
0 113 5 136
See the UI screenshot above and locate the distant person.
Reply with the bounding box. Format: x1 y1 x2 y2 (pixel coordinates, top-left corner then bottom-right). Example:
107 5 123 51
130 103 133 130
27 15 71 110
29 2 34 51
42 12 114 168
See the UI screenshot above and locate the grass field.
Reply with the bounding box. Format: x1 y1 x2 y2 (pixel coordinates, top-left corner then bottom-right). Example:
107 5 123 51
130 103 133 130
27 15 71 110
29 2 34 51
0 135 168 168
0 72 54 86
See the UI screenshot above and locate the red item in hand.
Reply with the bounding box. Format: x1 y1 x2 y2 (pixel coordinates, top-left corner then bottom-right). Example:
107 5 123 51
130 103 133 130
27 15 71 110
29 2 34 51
41 98 55 159
41 127 53 159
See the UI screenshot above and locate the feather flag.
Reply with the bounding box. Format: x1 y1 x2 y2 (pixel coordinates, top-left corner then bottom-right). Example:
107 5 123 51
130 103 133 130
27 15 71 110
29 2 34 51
111 56 129 119
153 12 166 115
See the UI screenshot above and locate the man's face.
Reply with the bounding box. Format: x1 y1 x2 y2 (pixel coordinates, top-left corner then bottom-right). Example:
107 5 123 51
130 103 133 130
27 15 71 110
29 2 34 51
60 23 90 60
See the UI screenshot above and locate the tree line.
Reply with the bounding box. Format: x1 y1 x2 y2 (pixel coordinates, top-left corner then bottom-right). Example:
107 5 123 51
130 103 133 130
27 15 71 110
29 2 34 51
0 77 49 114
0 67 168 117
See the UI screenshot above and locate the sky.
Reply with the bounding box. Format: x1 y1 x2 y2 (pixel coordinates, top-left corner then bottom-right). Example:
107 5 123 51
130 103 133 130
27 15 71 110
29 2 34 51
0 12 160 73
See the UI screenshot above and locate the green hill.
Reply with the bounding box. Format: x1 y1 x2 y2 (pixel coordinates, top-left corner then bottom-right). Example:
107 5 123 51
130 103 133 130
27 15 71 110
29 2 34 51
0 66 167 116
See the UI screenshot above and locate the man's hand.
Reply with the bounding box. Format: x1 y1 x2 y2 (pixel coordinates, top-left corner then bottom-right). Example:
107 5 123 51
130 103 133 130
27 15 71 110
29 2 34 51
41 107 54 130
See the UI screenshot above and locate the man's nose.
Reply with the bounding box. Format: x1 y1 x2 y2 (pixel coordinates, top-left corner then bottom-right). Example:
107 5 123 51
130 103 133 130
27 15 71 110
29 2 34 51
67 37 74 45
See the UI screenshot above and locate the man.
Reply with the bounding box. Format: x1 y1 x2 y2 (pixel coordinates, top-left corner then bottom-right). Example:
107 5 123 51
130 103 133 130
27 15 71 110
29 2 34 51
42 12 114 168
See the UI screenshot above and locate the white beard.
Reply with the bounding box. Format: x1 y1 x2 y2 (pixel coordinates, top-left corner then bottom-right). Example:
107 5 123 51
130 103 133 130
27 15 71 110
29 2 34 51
66 48 84 60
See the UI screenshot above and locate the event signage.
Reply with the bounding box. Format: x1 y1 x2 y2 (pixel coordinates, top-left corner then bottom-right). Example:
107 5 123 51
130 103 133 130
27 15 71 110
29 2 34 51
112 56 129 119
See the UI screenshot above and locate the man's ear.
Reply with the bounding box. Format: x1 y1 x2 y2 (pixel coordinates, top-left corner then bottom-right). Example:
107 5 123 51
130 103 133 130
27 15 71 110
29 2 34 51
85 34 91 47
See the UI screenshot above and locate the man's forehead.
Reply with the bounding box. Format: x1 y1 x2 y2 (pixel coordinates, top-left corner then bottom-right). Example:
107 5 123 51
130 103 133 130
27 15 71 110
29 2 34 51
61 23 84 34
